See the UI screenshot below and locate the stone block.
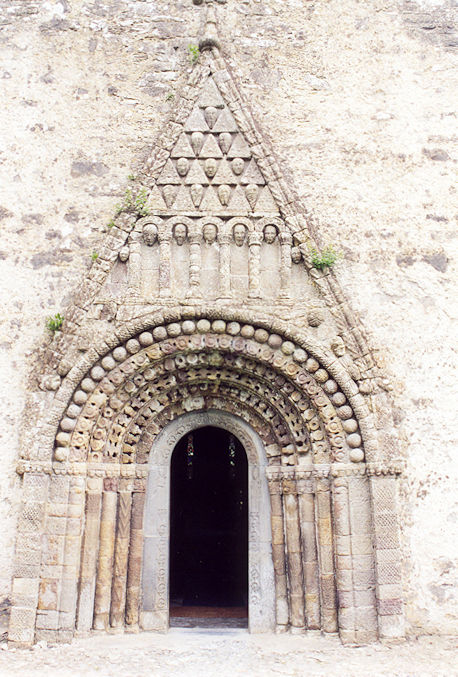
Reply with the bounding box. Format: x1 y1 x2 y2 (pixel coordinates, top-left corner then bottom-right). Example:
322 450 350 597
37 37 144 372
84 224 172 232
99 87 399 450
18 502 46 532
337 590 353 608
335 535 351 556
36 609 59 630
351 534 374 556
353 568 376 589
354 589 376 608
335 568 353 592
12 578 40 608
338 606 356 630
38 579 59 611
339 628 357 645
320 574 336 608
35 629 58 644
355 606 378 632
8 606 36 645
14 563 40 579
47 502 68 518
374 528 400 550
377 598 403 616
355 628 378 645
378 613 405 640
45 516 67 535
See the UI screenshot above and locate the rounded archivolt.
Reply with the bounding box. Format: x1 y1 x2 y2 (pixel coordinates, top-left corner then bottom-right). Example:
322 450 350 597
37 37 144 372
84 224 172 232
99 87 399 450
54 317 366 469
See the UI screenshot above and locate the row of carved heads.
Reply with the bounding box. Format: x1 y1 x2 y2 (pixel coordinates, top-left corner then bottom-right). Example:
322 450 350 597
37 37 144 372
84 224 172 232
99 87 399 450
120 221 303 259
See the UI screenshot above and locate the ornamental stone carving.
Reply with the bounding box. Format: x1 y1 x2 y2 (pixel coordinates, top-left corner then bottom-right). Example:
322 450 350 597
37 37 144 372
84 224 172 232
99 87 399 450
8 0 404 651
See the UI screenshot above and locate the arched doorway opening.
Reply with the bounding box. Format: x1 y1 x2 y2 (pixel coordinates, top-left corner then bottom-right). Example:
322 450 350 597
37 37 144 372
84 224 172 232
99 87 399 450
169 426 248 627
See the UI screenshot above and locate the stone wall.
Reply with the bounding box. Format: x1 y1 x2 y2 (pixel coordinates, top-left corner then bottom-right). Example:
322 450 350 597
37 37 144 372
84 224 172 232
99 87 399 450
0 0 456 638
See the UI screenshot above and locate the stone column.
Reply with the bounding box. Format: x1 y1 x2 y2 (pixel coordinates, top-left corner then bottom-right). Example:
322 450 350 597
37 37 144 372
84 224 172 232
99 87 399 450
158 232 172 298
297 474 320 630
369 473 405 641
125 485 146 629
57 476 85 642
218 233 232 299
331 475 356 643
347 475 378 644
248 232 262 299
279 232 292 300
110 482 133 628
267 469 289 631
187 233 202 299
282 474 306 632
127 237 142 297
93 481 118 630
36 475 71 643
315 477 338 633
76 478 102 632
9 472 50 647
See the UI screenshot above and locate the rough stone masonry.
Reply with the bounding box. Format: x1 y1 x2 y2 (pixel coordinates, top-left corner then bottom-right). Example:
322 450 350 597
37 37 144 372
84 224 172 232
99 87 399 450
0 0 456 646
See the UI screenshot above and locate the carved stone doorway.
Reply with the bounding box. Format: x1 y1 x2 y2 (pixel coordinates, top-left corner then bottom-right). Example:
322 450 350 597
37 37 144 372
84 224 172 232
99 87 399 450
169 426 248 627
141 411 276 634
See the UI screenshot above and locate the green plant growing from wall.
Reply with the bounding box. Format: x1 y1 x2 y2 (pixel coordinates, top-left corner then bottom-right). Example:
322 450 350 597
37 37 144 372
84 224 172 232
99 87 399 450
46 313 64 333
134 187 149 217
188 44 200 63
114 186 150 218
310 245 341 270
91 251 99 261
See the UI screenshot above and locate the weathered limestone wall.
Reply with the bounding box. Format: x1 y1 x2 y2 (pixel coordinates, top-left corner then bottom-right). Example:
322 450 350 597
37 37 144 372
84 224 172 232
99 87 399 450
0 0 456 638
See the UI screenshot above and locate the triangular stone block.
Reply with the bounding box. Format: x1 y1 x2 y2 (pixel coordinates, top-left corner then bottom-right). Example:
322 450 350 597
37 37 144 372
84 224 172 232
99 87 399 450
156 159 182 185
184 160 210 185
197 78 225 109
227 134 252 159
212 108 239 133
212 158 238 185
254 186 279 213
184 107 209 132
171 132 195 158
240 158 266 185
200 185 224 212
227 185 251 214
199 134 223 159
146 184 167 211
173 184 197 211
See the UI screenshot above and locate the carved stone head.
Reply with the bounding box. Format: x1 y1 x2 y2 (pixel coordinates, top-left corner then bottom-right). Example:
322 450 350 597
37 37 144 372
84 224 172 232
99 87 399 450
119 245 130 262
203 223 218 244
263 224 277 244
331 336 346 357
231 158 245 176
291 247 302 264
233 223 247 247
176 157 190 177
143 223 158 246
204 158 218 178
174 223 188 246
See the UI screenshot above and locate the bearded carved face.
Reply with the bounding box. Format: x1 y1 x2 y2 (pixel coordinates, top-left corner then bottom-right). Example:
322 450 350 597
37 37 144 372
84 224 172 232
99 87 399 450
291 247 302 264
119 246 130 262
203 223 217 244
143 223 158 246
174 223 187 246
233 223 247 246
263 225 277 244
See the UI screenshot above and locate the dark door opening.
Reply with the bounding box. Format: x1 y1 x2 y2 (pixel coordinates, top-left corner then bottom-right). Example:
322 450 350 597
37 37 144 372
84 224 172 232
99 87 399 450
169 426 248 627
